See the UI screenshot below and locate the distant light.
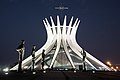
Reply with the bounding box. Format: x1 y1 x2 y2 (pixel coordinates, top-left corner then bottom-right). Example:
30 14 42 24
65 68 68 70
3 67 9 72
5 72 8 75
116 66 119 69
111 66 114 71
43 70 46 73
43 65 48 69
114 69 117 72
111 66 114 69
74 70 76 73
92 70 95 73
106 61 112 66
68 50 72 52
32 72 36 74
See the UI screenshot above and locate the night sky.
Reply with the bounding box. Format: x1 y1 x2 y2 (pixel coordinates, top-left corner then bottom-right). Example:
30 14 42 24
0 0 120 66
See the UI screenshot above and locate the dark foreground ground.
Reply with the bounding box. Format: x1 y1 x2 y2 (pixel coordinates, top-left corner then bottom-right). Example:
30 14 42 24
0 70 120 80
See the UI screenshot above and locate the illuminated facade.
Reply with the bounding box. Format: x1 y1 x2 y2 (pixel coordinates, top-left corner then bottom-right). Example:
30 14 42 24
11 16 110 70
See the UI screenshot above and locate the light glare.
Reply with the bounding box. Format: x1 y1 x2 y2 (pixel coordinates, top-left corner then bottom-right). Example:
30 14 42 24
3 67 9 72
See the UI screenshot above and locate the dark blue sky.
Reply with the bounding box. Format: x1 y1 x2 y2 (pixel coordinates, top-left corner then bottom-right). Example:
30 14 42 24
0 0 120 66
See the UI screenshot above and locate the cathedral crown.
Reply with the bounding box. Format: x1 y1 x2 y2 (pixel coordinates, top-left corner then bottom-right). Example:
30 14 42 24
43 16 80 35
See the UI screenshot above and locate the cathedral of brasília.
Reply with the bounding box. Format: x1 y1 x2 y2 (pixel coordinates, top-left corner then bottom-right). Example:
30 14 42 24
11 15 110 71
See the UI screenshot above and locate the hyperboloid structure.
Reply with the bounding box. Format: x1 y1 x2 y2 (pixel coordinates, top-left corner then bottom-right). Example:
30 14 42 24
11 16 110 71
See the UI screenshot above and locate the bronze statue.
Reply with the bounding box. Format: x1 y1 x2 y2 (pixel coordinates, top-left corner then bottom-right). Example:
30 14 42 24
16 40 25 72
41 49 45 70
82 48 86 71
31 45 36 71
